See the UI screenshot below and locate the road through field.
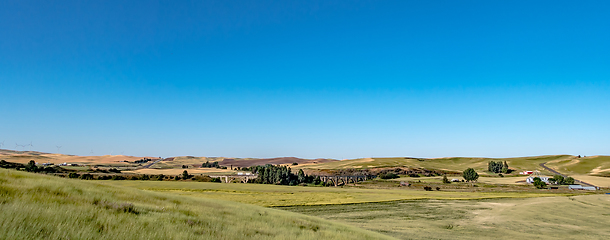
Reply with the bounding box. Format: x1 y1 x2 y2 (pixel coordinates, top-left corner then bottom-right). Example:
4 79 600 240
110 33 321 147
142 158 163 168
540 162 597 187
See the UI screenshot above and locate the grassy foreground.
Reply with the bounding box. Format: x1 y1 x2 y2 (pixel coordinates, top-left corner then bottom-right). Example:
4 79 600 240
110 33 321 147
0 169 392 240
282 195 610 239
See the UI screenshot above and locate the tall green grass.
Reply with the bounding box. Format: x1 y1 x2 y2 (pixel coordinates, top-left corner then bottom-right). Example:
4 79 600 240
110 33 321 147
0 169 393 240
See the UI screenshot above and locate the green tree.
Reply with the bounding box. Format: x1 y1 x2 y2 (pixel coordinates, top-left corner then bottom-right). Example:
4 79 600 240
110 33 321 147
182 170 189 180
564 177 575 185
442 174 450 184
533 177 547 189
25 160 38 172
297 169 306 183
551 175 564 185
463 168 479 182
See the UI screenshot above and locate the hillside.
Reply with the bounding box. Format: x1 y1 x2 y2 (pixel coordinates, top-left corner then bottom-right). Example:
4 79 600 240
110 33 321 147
0 169 392 240
0 149 157 166
296 155 577 174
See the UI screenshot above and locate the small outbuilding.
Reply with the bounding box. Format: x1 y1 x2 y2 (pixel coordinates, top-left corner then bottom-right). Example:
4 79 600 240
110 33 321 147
568 185 597 190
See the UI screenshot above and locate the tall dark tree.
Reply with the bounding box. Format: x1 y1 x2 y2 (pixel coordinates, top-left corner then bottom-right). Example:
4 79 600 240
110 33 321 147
26 160 37 172
463 168 479 182
297 169 306 183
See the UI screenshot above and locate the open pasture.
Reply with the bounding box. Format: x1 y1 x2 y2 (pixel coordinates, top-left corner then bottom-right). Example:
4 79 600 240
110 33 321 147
282 194 610 240
389 176 530 185
105 180 570 207
0 169 391 240
545 156 610 176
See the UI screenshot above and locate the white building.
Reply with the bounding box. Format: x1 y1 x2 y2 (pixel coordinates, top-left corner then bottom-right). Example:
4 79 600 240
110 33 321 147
526 176 550 184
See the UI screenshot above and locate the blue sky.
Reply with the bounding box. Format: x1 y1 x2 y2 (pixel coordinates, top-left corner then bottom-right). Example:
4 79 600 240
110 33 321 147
1 0 609 159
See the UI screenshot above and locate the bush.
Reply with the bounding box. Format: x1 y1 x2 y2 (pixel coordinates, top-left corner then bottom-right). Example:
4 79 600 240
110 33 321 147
68 172 80 178
111 175 125 180
533 177 547 189
182 170 190 180
80 173 94 180
442 175 450 183
378 173 400 179
436 187 440 191
424 186 432 191
462 168 479 182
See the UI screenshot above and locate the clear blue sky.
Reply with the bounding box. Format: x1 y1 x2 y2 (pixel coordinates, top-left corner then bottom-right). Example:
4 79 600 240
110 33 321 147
1 0 609 159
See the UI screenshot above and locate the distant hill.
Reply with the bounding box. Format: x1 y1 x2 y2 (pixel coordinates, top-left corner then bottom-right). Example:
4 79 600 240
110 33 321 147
0 149 158 165
220 157 337 168
296 155 610 176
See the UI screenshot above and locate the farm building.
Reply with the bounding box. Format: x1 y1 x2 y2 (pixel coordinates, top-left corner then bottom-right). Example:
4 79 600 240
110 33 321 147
526 176 550 184
568 185 597 191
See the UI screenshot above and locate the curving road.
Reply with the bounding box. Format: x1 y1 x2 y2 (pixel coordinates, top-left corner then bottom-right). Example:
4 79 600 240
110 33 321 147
539 162 596 187
143 158 163 169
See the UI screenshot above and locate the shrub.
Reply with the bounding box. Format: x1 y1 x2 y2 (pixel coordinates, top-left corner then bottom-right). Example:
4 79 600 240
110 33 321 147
436 187 440 191
533 177 547 189
379 173 399 179
442 175 450 183
111 175 125 180
68 172 80 178
423 186 432 191
462 168 479 182
80 173 94 180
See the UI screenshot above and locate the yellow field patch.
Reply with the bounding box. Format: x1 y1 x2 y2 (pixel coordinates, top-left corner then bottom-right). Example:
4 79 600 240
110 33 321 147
124 168 237 175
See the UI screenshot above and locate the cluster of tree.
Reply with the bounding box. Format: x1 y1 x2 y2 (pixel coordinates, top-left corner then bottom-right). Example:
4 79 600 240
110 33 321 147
532 177 547 189
87 168 121 173
1 160 64 173
133 158 153 164
549 175 575 185
378 172 400 179
488 161 509 173
202 161 226 169
462 168 479 182
249 164 315 185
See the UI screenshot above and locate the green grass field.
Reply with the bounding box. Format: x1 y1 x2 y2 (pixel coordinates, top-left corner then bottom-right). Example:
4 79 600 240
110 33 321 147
105 180 570 207
281 195 610 239
545 156 610 175
0 169 392 240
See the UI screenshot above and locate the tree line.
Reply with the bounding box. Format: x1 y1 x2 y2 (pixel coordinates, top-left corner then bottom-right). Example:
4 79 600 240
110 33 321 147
248 164 322 186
